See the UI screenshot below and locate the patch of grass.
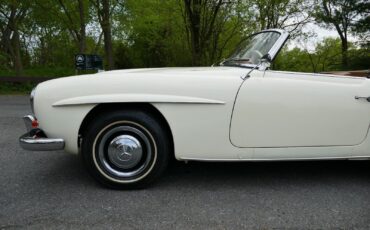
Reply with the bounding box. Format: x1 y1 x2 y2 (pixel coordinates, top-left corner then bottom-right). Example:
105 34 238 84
0 82 36 95
0 67 75 78
0 67 99 94
0 67 98 78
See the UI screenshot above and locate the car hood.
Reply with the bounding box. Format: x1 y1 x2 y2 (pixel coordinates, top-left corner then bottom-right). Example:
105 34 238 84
35 66 247 108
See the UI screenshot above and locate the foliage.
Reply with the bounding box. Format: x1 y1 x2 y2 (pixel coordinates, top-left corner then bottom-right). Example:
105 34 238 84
0 0 31 75
181 0 255 65
0 82 36 94
274 37 369 72
120 0 190 67
252 0 312 38
0 67 75 77
313 0 370 68
0 0 368 83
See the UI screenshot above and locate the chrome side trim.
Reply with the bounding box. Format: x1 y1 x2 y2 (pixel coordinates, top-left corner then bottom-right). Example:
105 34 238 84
179 156 370 162
19 133 65 151
52 94 225 107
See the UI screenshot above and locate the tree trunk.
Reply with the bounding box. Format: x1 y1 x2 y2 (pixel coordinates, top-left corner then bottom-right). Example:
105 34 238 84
184 0 203 66
78 0 86 53
190 14 201 65
0 6 24 75
101 0 114 70
183 0 225 66
39 37 46 65
57 0 87 53
341 38 348 69
321 0 349 70
11 29 23 76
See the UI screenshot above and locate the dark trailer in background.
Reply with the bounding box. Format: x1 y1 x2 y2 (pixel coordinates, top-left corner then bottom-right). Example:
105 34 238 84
75 54 103 72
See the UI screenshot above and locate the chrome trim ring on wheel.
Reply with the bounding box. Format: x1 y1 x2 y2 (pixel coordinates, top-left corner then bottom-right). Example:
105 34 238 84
92 121 157 183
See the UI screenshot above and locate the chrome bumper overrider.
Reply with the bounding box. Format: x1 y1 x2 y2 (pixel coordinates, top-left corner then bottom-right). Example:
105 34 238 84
19 115 65 151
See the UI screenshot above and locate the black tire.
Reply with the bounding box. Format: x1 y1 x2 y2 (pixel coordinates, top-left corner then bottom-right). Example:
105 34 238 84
81 109 170 189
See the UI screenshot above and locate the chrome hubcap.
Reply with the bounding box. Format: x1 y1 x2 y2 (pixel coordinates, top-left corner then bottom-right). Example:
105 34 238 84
97 125 153 178
107 135 143 169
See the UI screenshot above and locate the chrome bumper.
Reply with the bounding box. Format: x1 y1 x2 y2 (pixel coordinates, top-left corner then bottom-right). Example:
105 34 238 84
19 115 65 151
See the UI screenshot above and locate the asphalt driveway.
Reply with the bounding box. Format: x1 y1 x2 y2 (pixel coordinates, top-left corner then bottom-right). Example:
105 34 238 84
0 95 369 229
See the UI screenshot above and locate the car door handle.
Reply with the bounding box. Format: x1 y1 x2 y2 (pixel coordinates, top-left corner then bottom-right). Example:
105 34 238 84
355 96 370 102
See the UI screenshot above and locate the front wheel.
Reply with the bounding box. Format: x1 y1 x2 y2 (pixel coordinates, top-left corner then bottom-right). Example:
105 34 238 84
81 109 170 189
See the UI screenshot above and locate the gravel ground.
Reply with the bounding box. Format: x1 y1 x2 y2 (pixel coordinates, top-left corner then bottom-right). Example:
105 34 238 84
0 95 369 229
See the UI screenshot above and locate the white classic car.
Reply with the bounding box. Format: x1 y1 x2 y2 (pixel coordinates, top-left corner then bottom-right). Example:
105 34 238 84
20 29 370 188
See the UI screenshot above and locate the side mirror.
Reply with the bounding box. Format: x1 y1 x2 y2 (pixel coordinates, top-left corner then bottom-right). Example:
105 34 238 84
242 53 272 80
261 53 272 63
259 53 271 70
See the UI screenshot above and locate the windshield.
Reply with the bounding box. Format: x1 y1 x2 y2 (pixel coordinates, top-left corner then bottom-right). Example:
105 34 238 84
223 31 281 67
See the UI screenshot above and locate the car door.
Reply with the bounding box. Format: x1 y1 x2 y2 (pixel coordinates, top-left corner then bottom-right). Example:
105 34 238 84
230 70 370 148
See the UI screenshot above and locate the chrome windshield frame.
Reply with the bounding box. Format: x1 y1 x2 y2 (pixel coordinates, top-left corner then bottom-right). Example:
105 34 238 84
222 29 290 70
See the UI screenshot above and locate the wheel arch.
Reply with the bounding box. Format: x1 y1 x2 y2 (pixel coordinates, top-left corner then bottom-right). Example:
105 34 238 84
78 103 174 156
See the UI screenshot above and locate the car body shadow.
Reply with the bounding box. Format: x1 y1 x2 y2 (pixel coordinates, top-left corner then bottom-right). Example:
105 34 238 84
159 160 370 190
40 153 370 190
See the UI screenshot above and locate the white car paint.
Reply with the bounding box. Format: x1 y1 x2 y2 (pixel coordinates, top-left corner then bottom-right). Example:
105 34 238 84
231 70 370 147
33 66 370 161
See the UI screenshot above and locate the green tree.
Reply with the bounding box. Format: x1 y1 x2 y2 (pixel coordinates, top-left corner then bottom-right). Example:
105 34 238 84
0 0 30 75
314 0 369 69
274 47 313 72
56 0 89 53
121 0 189 67
274 37 369 73
27 0 84 68
90 0 118 70
181 0 252 65
252 0 312 38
